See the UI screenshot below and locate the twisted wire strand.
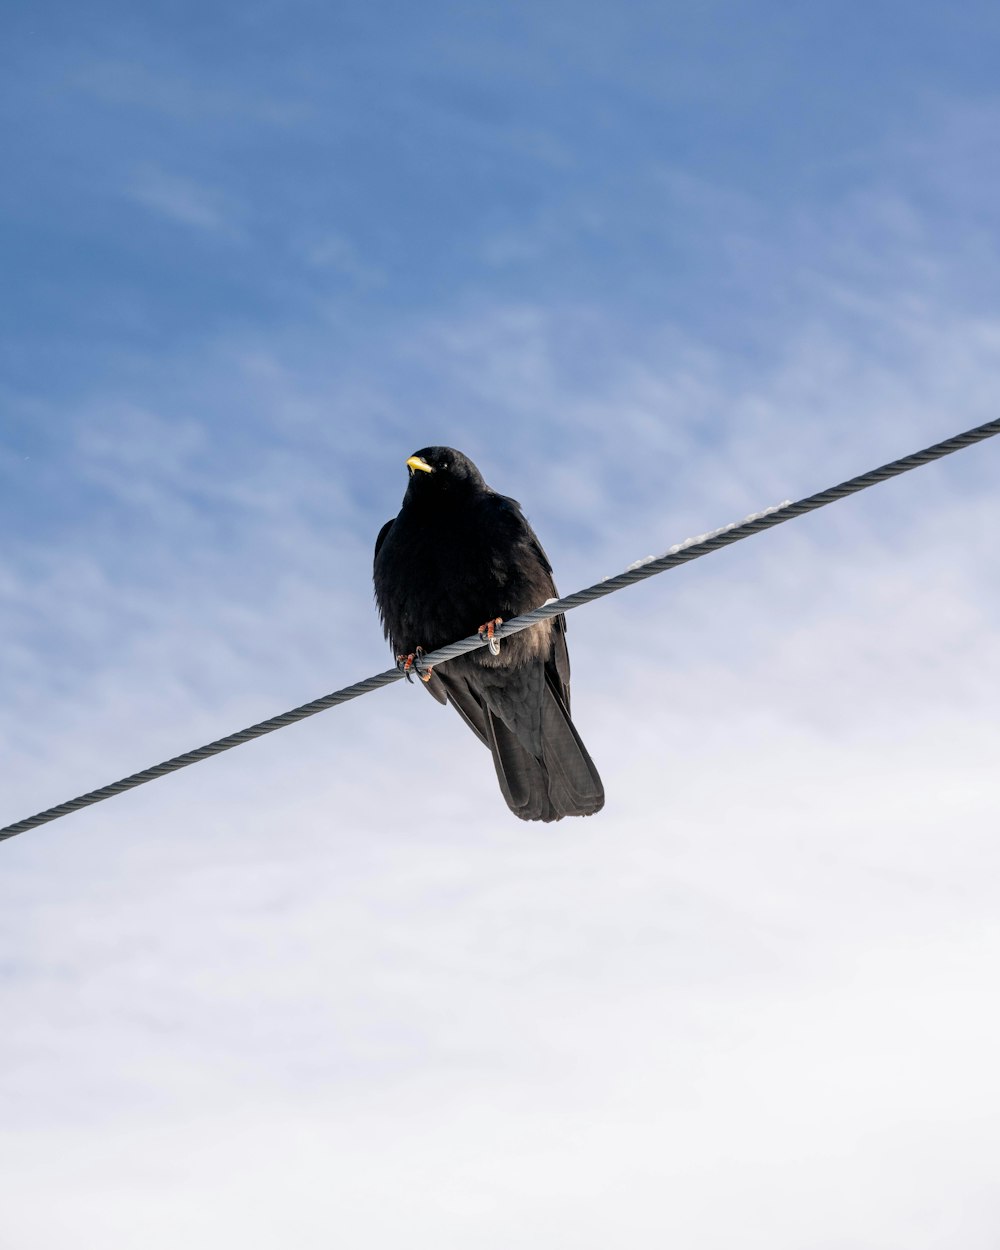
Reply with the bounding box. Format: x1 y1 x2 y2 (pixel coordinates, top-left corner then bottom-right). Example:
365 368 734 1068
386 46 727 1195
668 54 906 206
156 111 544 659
3 417 999 843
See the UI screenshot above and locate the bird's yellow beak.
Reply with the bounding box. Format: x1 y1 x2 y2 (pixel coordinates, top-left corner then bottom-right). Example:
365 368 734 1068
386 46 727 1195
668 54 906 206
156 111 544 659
406 455 433 475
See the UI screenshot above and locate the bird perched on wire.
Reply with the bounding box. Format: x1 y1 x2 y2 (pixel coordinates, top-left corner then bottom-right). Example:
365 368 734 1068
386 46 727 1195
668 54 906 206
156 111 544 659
374 447 604 822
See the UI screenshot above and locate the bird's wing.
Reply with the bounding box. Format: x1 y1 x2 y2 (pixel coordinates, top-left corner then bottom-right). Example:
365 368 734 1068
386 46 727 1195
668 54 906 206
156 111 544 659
511 503 571 704
548 612 572 707
374 518 394 562
427 668 489 744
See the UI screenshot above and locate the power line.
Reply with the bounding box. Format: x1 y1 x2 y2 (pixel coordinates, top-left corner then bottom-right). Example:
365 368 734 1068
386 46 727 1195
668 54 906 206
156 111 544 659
3 417 999 844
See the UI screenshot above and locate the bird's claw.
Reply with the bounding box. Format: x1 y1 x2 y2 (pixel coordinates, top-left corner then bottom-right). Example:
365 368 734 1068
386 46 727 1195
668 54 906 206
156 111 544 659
396 647 434 683
478 617 503 656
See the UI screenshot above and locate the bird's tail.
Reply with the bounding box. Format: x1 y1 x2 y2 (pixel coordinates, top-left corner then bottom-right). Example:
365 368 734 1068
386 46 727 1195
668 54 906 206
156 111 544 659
485 677 604 822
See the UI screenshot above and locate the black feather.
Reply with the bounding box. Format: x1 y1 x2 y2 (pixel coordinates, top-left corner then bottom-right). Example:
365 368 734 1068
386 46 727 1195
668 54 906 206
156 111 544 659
373 447 604 822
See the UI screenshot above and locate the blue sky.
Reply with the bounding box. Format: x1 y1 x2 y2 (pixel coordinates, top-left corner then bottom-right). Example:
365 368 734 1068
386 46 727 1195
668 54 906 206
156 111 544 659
4 4 1000 1246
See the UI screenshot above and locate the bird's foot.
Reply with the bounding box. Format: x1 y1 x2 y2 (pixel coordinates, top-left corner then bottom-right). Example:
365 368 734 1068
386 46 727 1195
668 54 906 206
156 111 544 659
396 647 434 683
477 617 504 656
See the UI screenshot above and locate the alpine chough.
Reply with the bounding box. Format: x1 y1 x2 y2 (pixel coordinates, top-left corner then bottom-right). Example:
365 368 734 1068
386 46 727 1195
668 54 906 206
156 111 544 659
374 447 604 822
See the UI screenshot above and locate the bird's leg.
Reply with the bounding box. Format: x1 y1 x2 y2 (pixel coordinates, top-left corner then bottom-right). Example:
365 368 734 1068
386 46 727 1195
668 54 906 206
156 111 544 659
477 617 503 656
396 646 434 683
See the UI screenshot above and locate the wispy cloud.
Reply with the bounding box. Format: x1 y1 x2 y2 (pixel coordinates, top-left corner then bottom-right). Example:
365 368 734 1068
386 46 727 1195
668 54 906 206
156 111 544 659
297 233 385 287
126 166 239 235
73 58 310 127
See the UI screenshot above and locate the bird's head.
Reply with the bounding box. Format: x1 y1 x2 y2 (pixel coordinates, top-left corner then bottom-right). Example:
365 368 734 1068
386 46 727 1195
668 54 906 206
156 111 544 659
404 447 487 497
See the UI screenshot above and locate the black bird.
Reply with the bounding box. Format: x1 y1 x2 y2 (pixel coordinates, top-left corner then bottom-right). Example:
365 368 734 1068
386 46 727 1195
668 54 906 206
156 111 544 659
374 447 604 822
